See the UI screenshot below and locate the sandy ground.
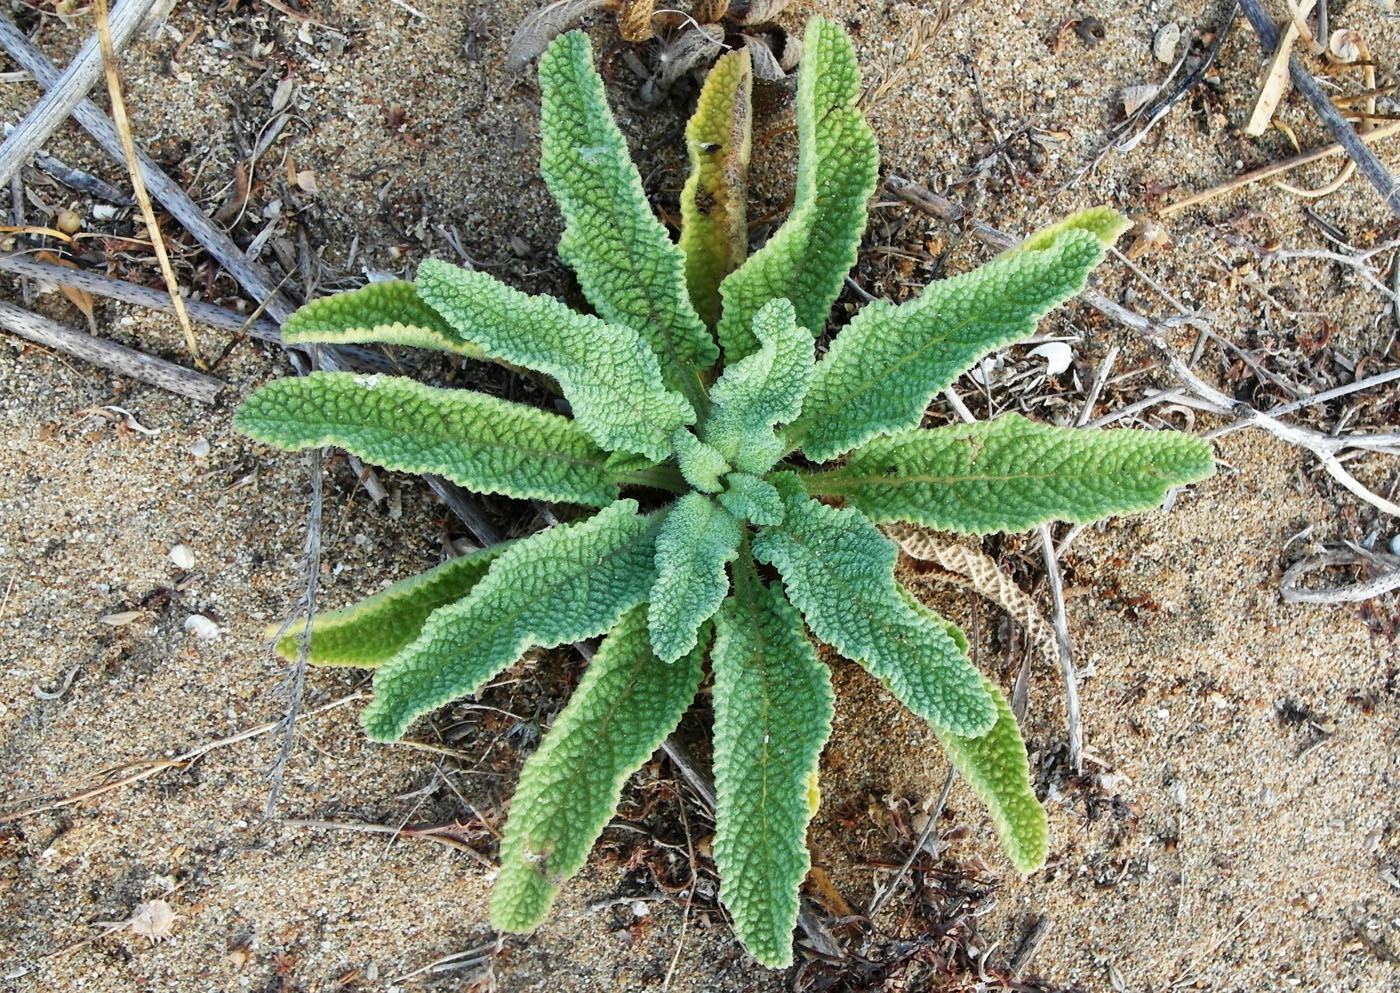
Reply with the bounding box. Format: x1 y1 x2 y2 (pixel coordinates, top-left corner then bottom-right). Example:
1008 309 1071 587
1 0 1398 990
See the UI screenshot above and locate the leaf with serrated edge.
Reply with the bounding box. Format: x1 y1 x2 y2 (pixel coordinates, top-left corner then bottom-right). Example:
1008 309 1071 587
704 298 812 474
789 215 1124 462
540 32 716 410
648 493 741 662
272 543 511 667
804 414 1215 533
235 372 619 506
414 260 693 461
715 18 878 361
717 472 784 526
679 47 752 329
492 606 705 930
362 501 658 741
713 558 834 968
899 589 1047 872
281 280 486 360
751 475 995 737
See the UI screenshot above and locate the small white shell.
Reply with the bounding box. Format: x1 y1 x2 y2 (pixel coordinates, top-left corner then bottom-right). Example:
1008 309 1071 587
1152 23 1180 64
183 614 220 640
1028 342 1074 377
1328 29 1361 63
168 544 195 570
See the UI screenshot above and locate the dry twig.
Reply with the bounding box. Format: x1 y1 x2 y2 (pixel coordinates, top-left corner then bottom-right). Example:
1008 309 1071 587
0 297 221 402
0 0 157 186
1237 0 1400 217
0 252 283 340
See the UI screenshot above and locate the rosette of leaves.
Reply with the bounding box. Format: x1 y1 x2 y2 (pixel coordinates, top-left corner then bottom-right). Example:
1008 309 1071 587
235 19 1214 968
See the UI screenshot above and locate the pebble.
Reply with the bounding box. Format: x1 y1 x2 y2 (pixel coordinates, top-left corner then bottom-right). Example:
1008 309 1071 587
188 437 211 458
1153 23 1180 64
1390 534 1400 556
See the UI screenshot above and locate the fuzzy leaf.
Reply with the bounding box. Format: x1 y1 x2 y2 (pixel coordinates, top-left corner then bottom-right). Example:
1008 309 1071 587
805 414 1215 533
362 501 658 741
235 372 619 506
751 475 995 737
899 591 1047 871
939 673 1047 872
415 260 693 461
679 47 753 328
717 471 784 526
672 427 731 494
789 214 1126 462
712 561 834 968
704 298 812 474
272 543 511 667
715 18 878 360
648 493 741 662
540 32 717 409
492 606 705 930
280 280 485 360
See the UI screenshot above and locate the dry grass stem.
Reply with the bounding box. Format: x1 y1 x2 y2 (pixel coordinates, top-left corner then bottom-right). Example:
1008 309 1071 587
1160 121 1400 216
92 0 202 367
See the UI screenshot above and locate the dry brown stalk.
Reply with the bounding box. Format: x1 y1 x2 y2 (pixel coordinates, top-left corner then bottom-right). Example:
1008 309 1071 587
92 0 201 367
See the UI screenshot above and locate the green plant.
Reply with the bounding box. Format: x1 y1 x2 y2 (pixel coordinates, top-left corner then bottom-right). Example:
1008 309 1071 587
235 19 1214 967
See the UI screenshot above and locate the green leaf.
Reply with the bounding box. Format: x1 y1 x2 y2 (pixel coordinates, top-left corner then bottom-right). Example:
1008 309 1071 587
234 372 619 506
280 280 486 360
788 214 1124 462
751 475 995 737
704 298 813 474
899 590 1047 872
717 472 785 526
492 606 705 931
414 260 693 461
271 543 511 667
362 501 659 741
672 426 731 494
648 493 741 662
939 674 1047 872
1016 206 1131 254
539 31 717 410
679 47 753 329
804 414 1216 533
712 558 833 968
715 18 878 360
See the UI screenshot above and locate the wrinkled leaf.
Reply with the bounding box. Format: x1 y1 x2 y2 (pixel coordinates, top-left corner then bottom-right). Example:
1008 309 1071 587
540 32 717 410
235 372 620 506
716 18 878 360
648 492 741 662
805 413 1215 533
712 560 833 968
679 47 752 328
492 607 705 929
752 475 995 738
415 260 693 461
788 211 1128 462
363 501 659 741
